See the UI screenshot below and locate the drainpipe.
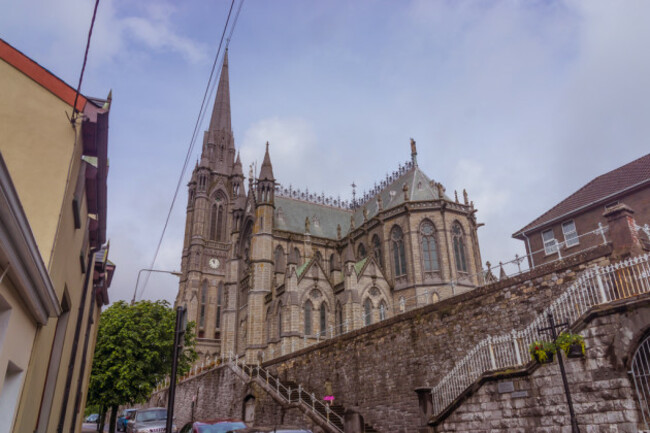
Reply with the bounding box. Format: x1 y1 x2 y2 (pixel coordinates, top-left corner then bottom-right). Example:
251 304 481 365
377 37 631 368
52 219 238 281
57 246 99 433
70 273 98 431
522 232 535 269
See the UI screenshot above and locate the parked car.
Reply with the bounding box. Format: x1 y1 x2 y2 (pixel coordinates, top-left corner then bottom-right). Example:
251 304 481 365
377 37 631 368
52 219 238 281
128 407 177 433
179 419 247 433
85 413 99 423
227 427 312 433
117 408 137 431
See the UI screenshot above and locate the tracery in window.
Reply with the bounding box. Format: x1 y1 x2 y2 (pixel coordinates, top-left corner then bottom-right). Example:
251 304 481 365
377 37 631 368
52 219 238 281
391 226 407 277
379 301 387 321
420 220 440 272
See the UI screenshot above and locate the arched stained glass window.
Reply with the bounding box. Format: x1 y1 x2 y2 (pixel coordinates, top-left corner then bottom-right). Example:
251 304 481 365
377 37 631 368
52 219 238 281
304 301 313 335
372 234 383 268
420 220 440 272
294 248 302 267
320 303 327 335
391 226 407 277
364 299 372 326
357 243 367 260
452 223 468 272
274 245 285 272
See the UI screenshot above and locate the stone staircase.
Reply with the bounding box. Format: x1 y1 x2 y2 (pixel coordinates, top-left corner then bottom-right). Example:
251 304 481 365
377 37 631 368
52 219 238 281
228 355 379 433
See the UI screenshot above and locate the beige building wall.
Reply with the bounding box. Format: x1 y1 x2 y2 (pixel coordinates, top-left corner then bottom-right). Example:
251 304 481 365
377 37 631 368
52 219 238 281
0 278 39 433
1 51 105 433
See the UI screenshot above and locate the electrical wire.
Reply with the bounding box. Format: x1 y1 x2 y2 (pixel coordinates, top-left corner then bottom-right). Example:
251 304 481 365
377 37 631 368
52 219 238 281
137 0 245 301
71 0 101 122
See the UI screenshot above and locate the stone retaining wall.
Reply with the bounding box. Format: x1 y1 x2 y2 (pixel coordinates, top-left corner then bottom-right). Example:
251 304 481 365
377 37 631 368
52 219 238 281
147 246 648 432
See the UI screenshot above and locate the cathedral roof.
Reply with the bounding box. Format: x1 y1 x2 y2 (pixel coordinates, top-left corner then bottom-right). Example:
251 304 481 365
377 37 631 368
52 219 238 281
273 165 446 239
274 196 352 239
349 166 444 228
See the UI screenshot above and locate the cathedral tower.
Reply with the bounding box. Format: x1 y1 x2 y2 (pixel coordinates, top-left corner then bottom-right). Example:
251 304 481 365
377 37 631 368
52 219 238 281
176 50 239 360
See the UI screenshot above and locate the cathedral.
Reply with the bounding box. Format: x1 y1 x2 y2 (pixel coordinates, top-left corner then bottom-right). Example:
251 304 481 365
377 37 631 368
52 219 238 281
175 51 484 363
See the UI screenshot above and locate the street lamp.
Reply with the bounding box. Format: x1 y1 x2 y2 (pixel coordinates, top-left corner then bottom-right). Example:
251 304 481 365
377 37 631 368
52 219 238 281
131 268 183 305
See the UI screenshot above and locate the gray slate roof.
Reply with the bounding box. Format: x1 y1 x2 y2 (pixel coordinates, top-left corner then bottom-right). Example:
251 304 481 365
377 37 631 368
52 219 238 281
273 166 445 239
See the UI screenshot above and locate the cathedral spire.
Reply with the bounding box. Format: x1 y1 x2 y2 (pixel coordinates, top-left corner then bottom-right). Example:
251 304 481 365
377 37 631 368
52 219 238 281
209 49 232 133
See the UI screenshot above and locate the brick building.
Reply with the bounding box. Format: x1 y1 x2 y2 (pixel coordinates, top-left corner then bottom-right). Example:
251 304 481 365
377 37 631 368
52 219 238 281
512 153 650 267
174 52 485 363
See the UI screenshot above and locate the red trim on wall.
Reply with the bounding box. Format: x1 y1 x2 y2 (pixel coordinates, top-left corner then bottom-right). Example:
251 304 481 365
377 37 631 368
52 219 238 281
0 38 87 112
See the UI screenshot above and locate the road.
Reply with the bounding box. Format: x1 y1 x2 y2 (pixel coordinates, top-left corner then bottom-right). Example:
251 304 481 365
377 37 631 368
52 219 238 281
81 422 113 433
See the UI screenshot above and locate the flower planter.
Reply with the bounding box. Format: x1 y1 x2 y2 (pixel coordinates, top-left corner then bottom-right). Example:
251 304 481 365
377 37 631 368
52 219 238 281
567 342 584 358
534 350 554 364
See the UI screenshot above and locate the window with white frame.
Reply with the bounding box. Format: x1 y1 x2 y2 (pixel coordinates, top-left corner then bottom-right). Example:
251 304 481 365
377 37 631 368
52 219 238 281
562 220 579 247
542 229 557 255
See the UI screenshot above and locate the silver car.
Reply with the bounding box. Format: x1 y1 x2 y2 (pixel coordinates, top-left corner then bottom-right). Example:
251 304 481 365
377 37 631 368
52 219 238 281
129 407 177 433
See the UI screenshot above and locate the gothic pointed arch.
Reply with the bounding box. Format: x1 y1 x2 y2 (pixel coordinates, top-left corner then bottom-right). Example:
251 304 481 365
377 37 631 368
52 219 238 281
420 219 440 273
452 221 468 273
363 298 373 326
304 300 313 336
209 189 229 242
390 225 407 278
319 302 327 335
372 234 383 268
357 243 367 260
274 245 286 272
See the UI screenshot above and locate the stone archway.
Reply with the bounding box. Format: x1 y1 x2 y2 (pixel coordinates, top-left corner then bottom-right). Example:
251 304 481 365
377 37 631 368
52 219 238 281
243 395 255 424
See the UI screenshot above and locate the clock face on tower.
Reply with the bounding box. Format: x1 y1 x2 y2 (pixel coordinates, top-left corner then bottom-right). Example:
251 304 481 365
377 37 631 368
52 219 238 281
208 257 220 269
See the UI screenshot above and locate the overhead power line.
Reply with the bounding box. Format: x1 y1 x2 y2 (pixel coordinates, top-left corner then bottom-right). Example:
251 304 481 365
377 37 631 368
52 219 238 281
71 0 101 123
137 0 245 301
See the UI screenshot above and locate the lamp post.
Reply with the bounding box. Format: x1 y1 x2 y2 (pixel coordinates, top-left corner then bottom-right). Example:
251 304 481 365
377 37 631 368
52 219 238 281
131 268 182 305
538 313 580 433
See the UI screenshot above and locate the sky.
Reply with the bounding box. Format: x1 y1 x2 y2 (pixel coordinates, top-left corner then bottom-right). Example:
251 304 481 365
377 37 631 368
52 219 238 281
1 0 649 305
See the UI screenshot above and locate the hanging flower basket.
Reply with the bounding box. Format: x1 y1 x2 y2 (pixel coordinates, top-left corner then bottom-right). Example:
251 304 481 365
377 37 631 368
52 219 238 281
556 332 586 358
529 340 556 364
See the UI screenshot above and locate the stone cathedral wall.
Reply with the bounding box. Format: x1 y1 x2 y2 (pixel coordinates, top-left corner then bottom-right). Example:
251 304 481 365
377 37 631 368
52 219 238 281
147 244 648 432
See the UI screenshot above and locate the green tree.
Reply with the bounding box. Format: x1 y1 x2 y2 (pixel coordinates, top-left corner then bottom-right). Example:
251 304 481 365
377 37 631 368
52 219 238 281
87 300 197 432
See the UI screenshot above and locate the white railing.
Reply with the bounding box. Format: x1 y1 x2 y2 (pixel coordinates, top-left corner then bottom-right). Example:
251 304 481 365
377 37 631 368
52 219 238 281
431 252 650 419
226 352 344 433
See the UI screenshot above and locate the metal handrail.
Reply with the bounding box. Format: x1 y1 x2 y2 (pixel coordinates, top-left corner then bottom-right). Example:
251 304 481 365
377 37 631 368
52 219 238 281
227 352 344 433
431 252 650 418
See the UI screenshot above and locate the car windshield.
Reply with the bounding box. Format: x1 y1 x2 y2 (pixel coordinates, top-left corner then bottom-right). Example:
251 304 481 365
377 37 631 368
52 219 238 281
198 422 246 433
136 409 167 422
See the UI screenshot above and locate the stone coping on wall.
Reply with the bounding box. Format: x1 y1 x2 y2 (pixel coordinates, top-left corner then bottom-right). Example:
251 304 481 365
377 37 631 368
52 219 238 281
429 291 650 427
262 244 613 369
